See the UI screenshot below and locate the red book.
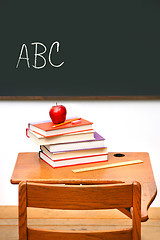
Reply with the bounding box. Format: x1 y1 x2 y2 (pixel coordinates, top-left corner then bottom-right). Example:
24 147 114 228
28 118 93 137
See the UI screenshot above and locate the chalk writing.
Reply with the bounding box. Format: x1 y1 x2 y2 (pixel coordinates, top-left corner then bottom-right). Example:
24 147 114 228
16 41 64 69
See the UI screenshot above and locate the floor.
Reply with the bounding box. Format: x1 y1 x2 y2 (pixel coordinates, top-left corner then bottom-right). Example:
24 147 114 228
0 206 160 240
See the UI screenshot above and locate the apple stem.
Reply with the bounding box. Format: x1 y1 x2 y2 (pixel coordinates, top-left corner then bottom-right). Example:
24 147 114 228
56 102 57 106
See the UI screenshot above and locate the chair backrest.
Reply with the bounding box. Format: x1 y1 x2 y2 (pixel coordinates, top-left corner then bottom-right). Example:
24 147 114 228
19 181 141 240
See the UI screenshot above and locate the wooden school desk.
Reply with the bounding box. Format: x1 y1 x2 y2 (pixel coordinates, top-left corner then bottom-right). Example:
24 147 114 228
10 152 157 222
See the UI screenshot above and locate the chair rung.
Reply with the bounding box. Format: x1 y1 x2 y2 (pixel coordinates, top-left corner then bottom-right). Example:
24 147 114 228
28 227 132 240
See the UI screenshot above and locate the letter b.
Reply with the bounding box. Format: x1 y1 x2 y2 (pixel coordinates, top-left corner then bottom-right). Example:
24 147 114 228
32 42 47 69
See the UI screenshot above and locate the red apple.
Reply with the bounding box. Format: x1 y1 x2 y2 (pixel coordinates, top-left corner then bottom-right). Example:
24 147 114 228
49 104 67 124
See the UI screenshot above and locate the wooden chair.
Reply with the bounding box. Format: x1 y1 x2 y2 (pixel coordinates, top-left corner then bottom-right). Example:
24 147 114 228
19 181 141 240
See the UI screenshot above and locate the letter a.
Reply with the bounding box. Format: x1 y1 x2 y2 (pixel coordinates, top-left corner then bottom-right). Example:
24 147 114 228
16 44 30 68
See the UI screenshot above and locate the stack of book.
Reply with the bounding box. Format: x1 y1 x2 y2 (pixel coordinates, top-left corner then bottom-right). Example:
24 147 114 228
26 118 108 168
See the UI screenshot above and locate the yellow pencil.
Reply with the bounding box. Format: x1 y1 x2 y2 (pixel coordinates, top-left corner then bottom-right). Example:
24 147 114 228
53 117 81 128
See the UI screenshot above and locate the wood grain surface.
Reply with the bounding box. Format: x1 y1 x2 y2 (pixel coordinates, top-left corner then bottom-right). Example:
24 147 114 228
0 206 160 240
19 182 140 240
26 183 133 210
11 152 157 222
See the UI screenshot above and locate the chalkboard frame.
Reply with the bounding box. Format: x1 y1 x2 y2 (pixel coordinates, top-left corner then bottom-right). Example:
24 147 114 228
1 1 160 99
0 96 160 101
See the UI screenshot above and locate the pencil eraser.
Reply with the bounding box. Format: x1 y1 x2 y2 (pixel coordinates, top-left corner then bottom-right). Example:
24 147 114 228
72 120 81 124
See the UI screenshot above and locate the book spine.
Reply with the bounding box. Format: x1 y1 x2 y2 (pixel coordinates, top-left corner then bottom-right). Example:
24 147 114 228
26 128 30 138
39 151 41 158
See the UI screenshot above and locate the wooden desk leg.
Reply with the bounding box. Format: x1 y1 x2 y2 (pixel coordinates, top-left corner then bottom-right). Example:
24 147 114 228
118 207 132 219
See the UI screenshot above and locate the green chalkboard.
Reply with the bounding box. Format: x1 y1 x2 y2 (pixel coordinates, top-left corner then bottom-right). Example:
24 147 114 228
1 0 160 98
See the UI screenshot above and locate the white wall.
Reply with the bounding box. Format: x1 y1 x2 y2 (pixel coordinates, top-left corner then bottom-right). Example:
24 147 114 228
0 100 160 206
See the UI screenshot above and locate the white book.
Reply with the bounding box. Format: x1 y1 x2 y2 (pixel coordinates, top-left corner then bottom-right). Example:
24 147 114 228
41 145 108 161
45 132 105 152
27 128 94 145
39 151 108 168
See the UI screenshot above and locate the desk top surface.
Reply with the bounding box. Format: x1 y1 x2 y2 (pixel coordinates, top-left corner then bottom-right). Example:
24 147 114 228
11 152 157 221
